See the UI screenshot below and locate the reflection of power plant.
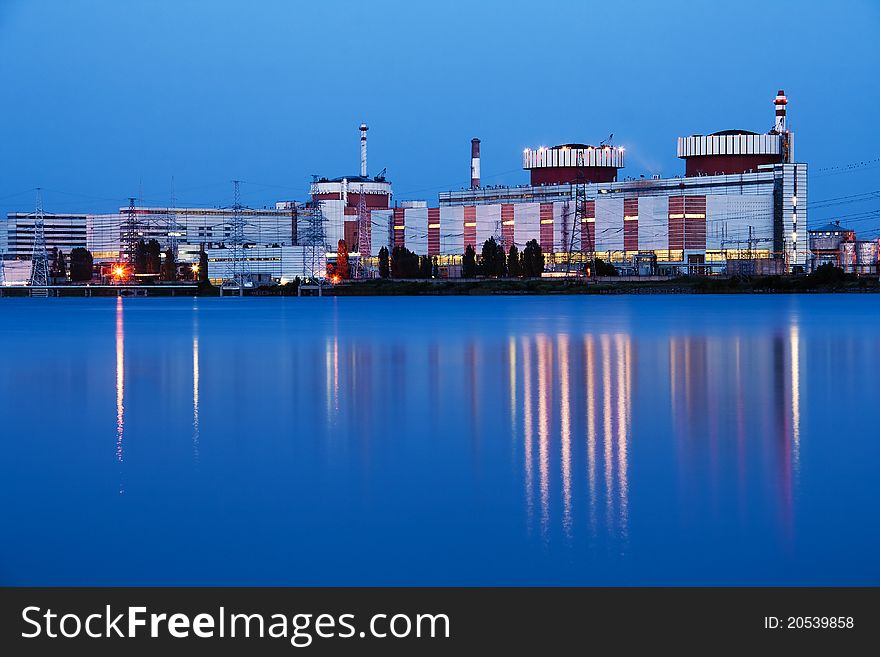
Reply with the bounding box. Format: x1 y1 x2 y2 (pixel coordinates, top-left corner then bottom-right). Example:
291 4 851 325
513 333 633 543
669 328 801 531
291 323 804 545
115 297 125 495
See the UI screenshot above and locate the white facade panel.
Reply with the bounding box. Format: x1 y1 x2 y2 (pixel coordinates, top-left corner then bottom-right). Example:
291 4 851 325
404 207 428 255
637 196 667 250
705 194 774 251
475 204 500 246
440 206 463 255
594 197 624 253
514 203 540 249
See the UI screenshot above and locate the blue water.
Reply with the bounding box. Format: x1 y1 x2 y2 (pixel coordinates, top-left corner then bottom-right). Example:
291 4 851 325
0 295 878 585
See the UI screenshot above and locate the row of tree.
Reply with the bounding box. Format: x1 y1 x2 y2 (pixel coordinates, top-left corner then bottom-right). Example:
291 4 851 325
334 237 617 281
133 239 178 281
49 240 196 283
375 245 436 279
462 238 546 278
53 248 94 282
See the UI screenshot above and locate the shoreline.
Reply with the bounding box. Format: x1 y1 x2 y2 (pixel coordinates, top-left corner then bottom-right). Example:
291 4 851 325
1 275 878 297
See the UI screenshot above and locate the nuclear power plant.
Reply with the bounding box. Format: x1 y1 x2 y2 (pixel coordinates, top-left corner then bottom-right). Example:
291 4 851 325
2 90 878 288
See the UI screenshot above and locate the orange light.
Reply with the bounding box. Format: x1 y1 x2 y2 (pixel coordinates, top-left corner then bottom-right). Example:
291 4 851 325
331 275 341 284
112 265 126 279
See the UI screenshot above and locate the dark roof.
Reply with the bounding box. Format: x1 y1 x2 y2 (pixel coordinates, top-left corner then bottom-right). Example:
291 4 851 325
810 223 850 233
688 129 760 137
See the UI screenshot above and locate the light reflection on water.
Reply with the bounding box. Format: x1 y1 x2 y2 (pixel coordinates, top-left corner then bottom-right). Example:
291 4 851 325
0 296 877 585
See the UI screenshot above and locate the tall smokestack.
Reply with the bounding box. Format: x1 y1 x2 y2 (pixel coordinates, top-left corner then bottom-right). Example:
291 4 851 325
774 89 787 133
360 123 368 178
470 138 481 189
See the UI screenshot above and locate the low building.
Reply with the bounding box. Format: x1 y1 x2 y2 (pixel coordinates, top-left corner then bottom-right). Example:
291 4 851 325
4 212 88 259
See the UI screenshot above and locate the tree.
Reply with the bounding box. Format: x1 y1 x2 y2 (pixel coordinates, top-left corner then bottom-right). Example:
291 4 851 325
591 258 617 276
198 246 209 284
146 239 162 275
69 247 93 282
419 255 433 278
808 263 845 286
378 246 390 278
480 237 506 277
336 240 349 279
54 249 67 279
522 239 545 277
391 246 420 278
462 244 477 278
133 239 148 274
161 248 176 281
507 244 521 277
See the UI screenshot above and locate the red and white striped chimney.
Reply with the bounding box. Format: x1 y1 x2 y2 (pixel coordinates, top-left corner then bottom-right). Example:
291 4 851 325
470 138 481 189
774 90 787 133
360 123 368 177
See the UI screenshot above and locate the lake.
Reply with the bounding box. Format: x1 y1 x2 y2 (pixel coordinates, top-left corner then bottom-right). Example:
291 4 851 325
0 295 877 585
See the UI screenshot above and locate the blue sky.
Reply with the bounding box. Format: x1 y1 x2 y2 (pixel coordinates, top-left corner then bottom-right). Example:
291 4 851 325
1 0 878 235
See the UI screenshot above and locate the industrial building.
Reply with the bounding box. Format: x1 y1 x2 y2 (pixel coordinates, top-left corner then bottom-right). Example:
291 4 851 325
376 90 809 274
86 205 300 261
808 222 878 275
303 123 393 260
3 212 87 259
6 89 880 285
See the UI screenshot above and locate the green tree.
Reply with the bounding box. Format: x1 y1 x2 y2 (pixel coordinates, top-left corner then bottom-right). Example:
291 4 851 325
161 248 177 281
807 262 845 286
419 255 433 278
69 247 93 282
462 244 477 278
522 239 545 277
378 246 390 278
54 249 67 279
146 239 162 275
336 240 349 279
391 246 420 278
480 237 507 277
590 258 617 276
507 244 521 277
133 239 148 274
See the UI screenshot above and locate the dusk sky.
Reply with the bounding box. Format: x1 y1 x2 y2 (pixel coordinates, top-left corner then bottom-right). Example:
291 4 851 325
1 0 878 234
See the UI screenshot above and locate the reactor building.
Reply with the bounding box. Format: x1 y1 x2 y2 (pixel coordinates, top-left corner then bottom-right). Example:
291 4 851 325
370 89 808 275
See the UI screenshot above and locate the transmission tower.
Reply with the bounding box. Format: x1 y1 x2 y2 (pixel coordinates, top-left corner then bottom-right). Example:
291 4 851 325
354 184 370 277
567 185 591 278
303 182 327 282
563 198 581 277
222 180 251 296
29 188 51 287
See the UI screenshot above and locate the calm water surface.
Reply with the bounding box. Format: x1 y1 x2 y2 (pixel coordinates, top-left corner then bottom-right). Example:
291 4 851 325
0 295 877 585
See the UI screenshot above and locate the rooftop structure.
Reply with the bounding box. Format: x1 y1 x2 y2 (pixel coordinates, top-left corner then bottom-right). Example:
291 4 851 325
676 90 793 177
522 143 624 185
